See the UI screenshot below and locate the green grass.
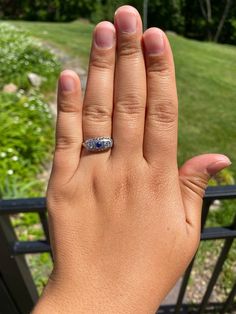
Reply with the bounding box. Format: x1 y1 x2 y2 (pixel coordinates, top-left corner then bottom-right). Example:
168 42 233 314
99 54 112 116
12 20 94 66
12 20 236 175
171 34 236 175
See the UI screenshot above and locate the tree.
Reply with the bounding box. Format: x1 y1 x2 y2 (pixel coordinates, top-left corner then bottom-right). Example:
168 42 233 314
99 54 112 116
143 0 149 30
214 0 233 42
199 0 213 40
199 0 233 42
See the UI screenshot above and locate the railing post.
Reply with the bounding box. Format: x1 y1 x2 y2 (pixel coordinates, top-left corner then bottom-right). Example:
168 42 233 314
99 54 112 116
220 282 236 314
0 215 38 314
198 215 236 314
0 275 19 314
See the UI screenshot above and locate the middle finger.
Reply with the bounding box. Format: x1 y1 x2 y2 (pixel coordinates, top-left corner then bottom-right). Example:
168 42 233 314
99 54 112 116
112 6 146 158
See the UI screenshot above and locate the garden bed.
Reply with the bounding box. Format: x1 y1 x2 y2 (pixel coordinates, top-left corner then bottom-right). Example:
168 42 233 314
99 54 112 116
0 22 60 292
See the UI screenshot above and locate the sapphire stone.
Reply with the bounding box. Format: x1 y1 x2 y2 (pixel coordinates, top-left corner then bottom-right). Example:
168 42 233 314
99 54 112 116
96 141 102 148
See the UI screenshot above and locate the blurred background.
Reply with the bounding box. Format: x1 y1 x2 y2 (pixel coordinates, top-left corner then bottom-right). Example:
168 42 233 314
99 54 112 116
1 0 236 43
0 0 235 312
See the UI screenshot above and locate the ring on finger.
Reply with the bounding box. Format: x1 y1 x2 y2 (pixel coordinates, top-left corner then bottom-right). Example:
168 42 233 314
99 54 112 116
82 137 113 152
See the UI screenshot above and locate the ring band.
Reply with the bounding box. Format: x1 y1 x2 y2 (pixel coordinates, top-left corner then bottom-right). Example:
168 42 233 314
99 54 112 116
82 137 113 152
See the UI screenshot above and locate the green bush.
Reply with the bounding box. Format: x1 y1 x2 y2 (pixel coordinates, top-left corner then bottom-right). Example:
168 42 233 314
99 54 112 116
0 21 58 290
0 91 54 198
209 168 235 186
0 23 60 91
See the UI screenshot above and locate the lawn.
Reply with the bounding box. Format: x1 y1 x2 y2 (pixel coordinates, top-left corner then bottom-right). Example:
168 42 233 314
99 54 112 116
13 20 236 176
12 20 93 65
10 20 236 297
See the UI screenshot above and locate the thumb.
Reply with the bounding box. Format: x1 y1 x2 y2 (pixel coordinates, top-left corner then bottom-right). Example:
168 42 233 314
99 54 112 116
179 154 231 228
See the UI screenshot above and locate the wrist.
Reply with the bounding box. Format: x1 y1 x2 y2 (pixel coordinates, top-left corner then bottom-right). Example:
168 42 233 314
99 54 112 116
33 278 161 314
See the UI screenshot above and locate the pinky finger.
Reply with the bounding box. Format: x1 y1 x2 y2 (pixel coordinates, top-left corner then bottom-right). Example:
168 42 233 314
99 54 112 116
52 70 83 182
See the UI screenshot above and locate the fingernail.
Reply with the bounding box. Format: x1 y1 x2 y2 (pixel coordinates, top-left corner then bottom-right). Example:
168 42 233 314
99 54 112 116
115 8 137 33
60 74 76 92
95 23 115 48
144 28 164 55
207 156 232 175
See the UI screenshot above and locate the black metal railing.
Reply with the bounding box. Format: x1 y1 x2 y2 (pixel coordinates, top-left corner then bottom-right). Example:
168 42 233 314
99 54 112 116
0 185 236 314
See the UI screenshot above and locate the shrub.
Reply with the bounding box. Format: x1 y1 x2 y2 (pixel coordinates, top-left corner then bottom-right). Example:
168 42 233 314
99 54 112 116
0 91 54 198
0 23 60 91
209 168 235 186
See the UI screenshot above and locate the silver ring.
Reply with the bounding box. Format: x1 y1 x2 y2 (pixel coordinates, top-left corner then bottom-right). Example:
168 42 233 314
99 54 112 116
82 137 113 152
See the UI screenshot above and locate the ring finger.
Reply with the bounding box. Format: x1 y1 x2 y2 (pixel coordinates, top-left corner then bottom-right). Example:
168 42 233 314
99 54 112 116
81 21 116 160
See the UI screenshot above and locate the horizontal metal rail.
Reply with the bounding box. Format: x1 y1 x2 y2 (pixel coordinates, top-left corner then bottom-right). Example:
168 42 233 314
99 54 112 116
204 185 236 200
158 302 233 313
201 226 236 240
13 240 51 255
0 197 46 215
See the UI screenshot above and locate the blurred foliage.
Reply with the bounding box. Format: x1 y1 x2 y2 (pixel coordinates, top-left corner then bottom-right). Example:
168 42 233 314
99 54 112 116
0 21 58 290
209 168 235 186
0 23 60 90
0 0 236 44
0 91 54 198
0 21 59 199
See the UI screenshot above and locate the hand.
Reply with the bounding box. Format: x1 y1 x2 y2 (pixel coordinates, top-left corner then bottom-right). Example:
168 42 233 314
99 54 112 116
33 5 231 314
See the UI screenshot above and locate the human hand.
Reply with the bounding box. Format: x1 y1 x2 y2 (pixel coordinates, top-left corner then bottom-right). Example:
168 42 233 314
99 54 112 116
33 5 231 314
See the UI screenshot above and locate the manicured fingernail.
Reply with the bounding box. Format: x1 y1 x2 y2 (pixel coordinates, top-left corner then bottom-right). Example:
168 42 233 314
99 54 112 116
60 74 76 92
115 7 137 33
207 156 231 175
95 23 115 48
144 28 164 55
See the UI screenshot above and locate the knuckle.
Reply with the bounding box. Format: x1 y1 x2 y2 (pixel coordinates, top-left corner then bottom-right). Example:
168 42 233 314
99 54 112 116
90 54 114 71
47 193 64 212
83 104 111 123
118 39 142 58
148 99 177 126
180 175 207 199
147 57 171 75
115 94 144 117
59 98 79 113
56 135 78 150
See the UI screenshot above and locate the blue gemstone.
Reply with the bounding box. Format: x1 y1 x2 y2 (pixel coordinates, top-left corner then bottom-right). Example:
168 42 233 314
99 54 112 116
96 141 102 148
